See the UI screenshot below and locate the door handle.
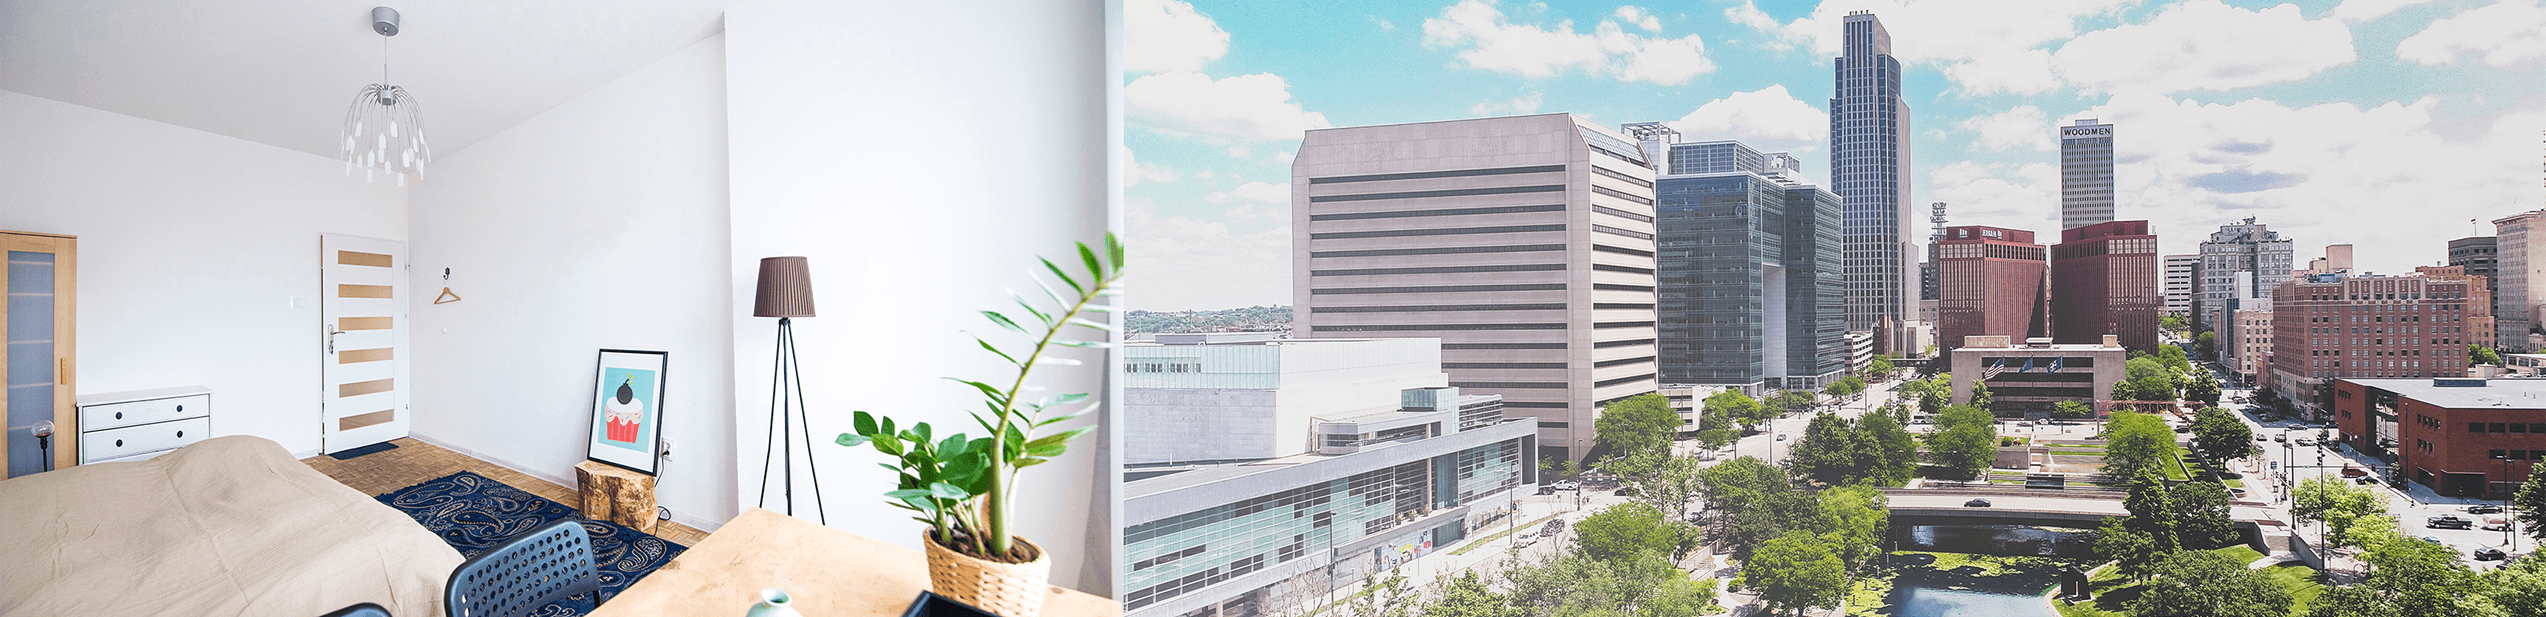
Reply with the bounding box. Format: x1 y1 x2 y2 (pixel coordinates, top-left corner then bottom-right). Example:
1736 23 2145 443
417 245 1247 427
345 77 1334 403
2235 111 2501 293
328 329 346 355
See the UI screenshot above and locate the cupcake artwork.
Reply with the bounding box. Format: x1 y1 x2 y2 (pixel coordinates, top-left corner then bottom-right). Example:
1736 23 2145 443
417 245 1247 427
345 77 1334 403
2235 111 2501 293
587 350 668 474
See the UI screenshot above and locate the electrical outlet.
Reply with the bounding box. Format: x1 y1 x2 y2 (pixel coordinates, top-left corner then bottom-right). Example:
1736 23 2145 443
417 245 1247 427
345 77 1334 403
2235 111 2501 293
661 438 678 461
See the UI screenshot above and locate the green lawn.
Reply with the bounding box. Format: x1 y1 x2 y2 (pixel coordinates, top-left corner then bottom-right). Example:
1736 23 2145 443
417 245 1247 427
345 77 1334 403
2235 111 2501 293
2051 547 2330 616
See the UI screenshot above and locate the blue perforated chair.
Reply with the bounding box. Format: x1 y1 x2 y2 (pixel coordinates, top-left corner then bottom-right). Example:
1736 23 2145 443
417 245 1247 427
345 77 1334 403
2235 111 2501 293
444 519 601 617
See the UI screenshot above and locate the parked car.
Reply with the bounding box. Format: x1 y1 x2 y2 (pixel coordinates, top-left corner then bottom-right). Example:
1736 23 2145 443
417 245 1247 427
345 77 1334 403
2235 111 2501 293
2421 536 2449 546
2429 515 2475 530
1964 498 1992 508
2256 434 2270 442
2342 466 2368 478
1553 480 1580 491
1614 487 1638 497
2275 434 2288 442
2469 504 2505 514
2477 547 2510 561
2484 516 2514 531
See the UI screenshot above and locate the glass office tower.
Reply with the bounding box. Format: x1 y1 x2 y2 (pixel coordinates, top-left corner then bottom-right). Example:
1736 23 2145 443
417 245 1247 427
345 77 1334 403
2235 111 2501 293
1829 11 1916 335
1651 140 1846 392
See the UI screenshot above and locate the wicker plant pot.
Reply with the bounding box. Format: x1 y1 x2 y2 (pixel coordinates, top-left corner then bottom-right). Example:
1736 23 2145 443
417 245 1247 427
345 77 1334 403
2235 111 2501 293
923 532 1051 617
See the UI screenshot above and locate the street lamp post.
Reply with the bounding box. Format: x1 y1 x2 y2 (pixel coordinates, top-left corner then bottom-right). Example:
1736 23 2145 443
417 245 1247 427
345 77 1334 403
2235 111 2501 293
2498 453 2516 551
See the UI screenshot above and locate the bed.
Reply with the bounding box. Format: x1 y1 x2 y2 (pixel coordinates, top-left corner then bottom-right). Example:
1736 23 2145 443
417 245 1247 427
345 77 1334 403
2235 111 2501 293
0 435 463 616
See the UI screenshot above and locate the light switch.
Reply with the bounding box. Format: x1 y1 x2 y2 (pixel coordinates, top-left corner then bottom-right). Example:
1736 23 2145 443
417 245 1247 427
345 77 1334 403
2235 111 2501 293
290 297 307 309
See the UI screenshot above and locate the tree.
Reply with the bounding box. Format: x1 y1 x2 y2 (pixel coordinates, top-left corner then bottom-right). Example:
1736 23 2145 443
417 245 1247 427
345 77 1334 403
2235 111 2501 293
1724 490 1817 561
1610 451 1705 525
1867 354 1895 380
1740 531 1847 616
1925 404 1998 479
2304 587 2404 617
2169 481 2237 548
2102 411 2181 480
1344 568 1415 617
2093 516 2165 582
1857 412 1919 486
2053 400 2096 420
2117 356 2179 401
2522 462 2546 548
2360 527 2493 617
1788 412 1867 486
1705 390 1768 432
1763 390 1817 418
2160 344 2192 372
1574 502 1680 564
2473 344 2505 367
2292 476 2391 549
1425 571 1512 617
2122 468 2182 554
1815 485 1889 570
2131 549 2294 617
1967 381 1994 412
2194 331 2217 358
2185 372 2223 407
2478 555 2546 617
1594 394 1680 461
2162 314 2189 335
2191 406 2257 469
1698 456 1788 515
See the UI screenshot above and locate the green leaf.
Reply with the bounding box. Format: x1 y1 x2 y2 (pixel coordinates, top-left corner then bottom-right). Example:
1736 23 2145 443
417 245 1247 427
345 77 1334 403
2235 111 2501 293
912 422 932 443
1026 442 1069 458
1067 317 1118 332
947 378 1009 404
1016 457 1049 469
975 337 1019 365
1013 296 1055 327
930 481 970 500
836 433 871 447
854 411 878 436
1041 258 1084 294
881 416 897 439
1032 278 1070 312
1106 234 1125 270
1035 410 1088 428
983 310 1028 334
938 434 970 458
1051 339 1107 348
1078 242 1106 280
1039 392 1090 407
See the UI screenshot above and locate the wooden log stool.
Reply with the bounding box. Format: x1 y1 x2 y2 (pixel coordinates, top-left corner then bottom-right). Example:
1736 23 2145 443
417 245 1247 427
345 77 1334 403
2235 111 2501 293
575 460 659 534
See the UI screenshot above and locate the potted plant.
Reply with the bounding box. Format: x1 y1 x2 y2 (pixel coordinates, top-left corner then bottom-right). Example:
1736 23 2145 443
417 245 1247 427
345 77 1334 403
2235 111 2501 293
836 235 1122 617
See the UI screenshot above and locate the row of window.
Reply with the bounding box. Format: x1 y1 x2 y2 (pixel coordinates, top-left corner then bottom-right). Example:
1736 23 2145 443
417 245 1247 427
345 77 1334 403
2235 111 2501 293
1307 164 1566 185
1308 184 1566 203
1313 283 1565 295
1311 303 1567 313
1310 223 1565 240
2467 422 2546 434
1310 203 1564 222
1311 243 1566 259
1314 323 1567 331
1311 263 1565 277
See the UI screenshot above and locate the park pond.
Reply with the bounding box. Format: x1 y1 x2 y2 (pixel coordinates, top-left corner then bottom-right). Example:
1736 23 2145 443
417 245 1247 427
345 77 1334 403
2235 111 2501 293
1853 526 2098 617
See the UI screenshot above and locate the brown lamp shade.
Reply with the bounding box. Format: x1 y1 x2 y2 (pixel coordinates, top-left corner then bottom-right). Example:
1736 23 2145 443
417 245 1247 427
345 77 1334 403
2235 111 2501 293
753 256 816 318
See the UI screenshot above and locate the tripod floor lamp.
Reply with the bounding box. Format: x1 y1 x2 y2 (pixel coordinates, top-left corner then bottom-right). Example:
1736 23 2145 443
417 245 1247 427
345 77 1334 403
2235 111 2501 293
755 256 824 523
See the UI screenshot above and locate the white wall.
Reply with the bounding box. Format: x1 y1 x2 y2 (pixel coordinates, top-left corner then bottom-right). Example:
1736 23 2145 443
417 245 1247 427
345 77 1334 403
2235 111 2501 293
406 35 735 532
0 90 408 456
726 0 1115 593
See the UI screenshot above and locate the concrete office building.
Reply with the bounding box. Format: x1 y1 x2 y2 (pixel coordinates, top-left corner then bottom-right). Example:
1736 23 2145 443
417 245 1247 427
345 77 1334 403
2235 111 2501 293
1637 135 1847 392
1829 11 1918 334
2268 269 2484 420
2449 236 2498 283
2300 244 2354 276
2059 119 2116 230
2197 218 2294 333
1121 336 1537 617
1292 114 1660 462
2332 378 2546 498
2050 220 2158 352
2228 306 2273 387
2492 211 2546 351
1948 335 2127 412
1659 383 1740 437
2164 254 2199 318
1936 226 2048 351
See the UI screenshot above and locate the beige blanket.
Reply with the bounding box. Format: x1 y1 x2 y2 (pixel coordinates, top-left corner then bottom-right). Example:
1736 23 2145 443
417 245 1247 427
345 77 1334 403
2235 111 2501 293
0 436 463 617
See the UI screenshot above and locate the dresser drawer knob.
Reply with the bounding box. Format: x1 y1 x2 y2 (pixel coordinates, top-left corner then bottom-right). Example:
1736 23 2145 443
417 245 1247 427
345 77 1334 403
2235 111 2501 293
115 439 124 447
177 430 185 438
176 404 184 412
115 411 124 419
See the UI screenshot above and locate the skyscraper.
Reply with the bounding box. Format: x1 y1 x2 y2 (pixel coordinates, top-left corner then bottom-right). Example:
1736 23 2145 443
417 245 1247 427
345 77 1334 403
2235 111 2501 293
2196 218 2294 333
2164 254 2199 318
1936 226 2047 351
2051 220 2159 352
2449 236 2498 284
1830 11 1917 335
1645 137 1847 393
1291 114 1660 462
2492 211 2546 351
2059 119 2116 230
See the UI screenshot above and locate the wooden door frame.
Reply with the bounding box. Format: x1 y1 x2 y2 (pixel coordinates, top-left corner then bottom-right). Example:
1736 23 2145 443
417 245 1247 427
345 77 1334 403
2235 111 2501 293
2 231 78 471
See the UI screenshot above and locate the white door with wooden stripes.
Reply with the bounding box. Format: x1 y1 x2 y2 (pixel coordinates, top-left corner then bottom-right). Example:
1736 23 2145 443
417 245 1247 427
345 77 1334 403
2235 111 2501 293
320 234 409 454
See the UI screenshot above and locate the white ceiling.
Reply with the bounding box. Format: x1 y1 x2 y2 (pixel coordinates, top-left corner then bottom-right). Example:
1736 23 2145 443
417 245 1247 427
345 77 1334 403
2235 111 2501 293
0 0 735 163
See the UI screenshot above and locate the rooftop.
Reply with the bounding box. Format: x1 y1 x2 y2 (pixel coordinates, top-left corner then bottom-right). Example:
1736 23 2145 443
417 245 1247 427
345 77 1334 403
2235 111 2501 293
2348 378 2546 410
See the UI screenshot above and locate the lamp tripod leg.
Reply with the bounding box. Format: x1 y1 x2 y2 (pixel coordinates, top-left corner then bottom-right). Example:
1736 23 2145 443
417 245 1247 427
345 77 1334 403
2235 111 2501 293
760 319 786 512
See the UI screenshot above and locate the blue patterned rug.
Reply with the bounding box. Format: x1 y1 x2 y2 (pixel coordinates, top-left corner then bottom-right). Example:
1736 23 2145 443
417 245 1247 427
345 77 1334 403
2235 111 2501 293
378 471 688 616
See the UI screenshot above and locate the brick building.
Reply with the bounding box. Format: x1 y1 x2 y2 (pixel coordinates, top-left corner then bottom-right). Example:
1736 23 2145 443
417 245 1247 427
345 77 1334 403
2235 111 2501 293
2269 270 2485 420
1936 226 2047 352
2050 220 2159 352
2334 378 2546 498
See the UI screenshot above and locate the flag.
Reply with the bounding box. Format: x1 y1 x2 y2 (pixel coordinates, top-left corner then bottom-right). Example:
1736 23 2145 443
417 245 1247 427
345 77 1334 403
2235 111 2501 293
2050 357 2064 373
2022 357 2036 373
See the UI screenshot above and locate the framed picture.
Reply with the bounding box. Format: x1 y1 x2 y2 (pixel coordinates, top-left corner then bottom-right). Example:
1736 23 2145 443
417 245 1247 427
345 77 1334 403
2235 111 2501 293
587 349 669 475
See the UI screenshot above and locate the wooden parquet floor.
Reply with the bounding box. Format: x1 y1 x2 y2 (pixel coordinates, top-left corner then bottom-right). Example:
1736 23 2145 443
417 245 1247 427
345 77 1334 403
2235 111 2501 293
301 437 712 545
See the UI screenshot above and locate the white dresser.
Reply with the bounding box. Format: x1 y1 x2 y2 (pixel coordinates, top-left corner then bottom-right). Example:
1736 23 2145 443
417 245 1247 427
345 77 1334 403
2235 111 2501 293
77 386 212 464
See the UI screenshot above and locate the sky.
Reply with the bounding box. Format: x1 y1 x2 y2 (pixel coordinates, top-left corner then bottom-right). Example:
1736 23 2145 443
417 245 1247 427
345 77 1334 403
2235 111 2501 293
1124 0 2546 312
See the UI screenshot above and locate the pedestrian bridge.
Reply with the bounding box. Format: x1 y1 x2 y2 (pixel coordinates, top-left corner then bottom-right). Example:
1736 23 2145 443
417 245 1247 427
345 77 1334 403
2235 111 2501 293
1882 489 2284 536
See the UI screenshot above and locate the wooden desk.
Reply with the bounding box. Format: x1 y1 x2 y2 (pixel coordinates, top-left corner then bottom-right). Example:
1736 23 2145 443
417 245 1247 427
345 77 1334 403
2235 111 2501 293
591 508 1120 617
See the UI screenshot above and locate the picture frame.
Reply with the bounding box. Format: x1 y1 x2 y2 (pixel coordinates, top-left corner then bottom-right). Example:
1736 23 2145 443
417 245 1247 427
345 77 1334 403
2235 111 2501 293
586 349 669 475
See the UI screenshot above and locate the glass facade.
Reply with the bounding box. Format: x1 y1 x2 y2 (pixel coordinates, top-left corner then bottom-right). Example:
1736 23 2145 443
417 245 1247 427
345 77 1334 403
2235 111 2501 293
2059 121 2116 230
1653 154 1846 389
1831 13 1914 332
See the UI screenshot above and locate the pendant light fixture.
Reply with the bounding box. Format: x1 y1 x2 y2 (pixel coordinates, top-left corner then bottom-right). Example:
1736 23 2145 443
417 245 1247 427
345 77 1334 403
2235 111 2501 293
341 6 429 186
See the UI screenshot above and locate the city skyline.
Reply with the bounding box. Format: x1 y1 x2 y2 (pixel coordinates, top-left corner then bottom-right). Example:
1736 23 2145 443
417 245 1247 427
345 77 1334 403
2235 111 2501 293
1127 0 2546 312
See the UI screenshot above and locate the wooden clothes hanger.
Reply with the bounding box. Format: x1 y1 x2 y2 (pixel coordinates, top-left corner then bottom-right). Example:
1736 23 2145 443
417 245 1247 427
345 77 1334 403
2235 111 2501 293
434 267 462 304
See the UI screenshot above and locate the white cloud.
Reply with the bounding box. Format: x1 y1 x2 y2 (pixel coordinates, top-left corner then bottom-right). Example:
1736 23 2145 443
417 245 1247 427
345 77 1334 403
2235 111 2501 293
1928 161 2060 230
1126 198 1294 311
1125 149 1178 188
1957 105 2055 152
1126 0 1229 74
1469 92 1546 116
1613 6 1662 32
1206 181 1289 205
2396 0 2546 68
1127 72 1333 144
1664 85 1830 168
2052 1 2355 95
1273 150 1297 165
1420 0 1715 85
1740 0 2130 95
2328 0 2444 22
1371 16 1397 31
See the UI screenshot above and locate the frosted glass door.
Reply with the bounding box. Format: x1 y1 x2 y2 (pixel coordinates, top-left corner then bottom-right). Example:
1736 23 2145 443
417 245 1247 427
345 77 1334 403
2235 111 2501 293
4 232 75 478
